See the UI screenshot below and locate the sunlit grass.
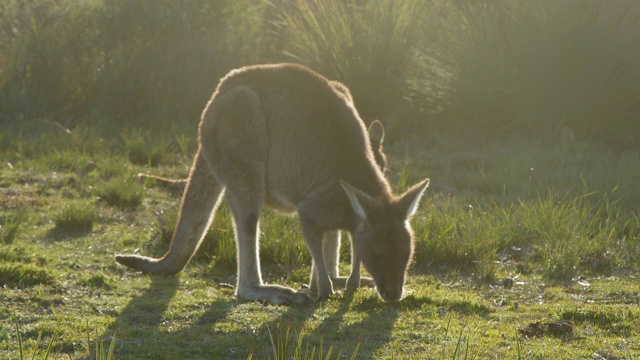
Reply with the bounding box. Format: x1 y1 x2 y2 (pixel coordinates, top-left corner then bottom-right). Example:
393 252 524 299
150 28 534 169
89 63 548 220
0 263 55 289
268 322 360 360
403 137 640 282
95 177 144 209
1 210 26 244
122 129 175 167
53 202 98 234
13 322 117 360
1 2 639 358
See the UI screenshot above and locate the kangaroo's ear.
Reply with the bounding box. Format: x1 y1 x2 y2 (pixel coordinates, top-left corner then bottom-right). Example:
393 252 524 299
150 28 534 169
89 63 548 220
367 120 385 149
368 120 387 172
396 178 430 218
340 180 378 223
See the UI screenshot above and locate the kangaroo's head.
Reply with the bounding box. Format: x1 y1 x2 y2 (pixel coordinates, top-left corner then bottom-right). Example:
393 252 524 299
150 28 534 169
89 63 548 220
341 179 430 302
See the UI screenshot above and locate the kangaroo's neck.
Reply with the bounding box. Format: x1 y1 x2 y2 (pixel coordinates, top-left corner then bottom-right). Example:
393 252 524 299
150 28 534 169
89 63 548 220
340 165 393 231
344 166 391 198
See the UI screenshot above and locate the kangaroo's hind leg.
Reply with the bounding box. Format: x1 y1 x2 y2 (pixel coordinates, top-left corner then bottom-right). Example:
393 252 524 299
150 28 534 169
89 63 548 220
201 86 311 305
224 183 310 305
217 152 310 304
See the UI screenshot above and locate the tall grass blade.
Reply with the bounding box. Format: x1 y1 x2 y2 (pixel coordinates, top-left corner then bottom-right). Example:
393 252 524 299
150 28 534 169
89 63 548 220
348 342 360 360
85 319 91 360
31 329 43 360
42 332 56 360
442 316 452 359
452 326 465 359
15 322 24 360
106 333 117 360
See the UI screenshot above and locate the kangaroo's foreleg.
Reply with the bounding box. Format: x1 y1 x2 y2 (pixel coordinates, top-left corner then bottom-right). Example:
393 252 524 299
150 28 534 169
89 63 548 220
299 215 335 300
323 230 341 280
309 230 340 295
346 230 364 292
315 230 374 292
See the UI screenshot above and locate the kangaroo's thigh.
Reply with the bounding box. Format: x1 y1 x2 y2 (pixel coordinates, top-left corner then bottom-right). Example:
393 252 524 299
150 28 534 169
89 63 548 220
200 86 268 172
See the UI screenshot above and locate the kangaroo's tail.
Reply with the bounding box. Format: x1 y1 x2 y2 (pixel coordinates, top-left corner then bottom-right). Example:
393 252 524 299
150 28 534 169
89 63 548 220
138 173 187 195
117 152 224 274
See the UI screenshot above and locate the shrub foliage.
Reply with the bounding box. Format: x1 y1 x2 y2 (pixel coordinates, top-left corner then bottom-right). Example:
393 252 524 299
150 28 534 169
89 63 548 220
1 0 639 146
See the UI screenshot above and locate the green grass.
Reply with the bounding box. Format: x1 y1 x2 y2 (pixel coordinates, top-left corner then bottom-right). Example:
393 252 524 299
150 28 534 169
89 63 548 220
0 263 54 289
122 129 176 167
95 177 145 209
13 321 117 360
1 210 26 244
0 128 638 359
267 322 360 360
2 2 639 357
53 202 98 234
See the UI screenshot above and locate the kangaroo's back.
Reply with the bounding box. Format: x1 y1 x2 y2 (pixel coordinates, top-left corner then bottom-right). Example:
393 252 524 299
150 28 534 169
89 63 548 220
200 64 388 205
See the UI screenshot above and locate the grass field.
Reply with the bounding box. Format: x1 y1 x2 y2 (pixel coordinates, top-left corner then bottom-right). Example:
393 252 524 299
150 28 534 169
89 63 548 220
1 127 638 359
2 1 640 358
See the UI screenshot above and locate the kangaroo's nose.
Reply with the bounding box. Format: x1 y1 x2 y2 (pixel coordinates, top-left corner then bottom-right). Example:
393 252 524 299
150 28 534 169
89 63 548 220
379 285 403 302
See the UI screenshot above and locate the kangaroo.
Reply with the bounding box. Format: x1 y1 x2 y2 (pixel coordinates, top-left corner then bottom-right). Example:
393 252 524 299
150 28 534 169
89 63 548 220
138 119 387 293
116 63 429 304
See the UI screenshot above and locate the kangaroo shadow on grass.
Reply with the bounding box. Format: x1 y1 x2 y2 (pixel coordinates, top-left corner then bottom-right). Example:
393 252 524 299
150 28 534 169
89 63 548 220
107 275 178 330
103 273 494 359
103 273 319 359
102 274 241 359
102 275 179 357
262 291 401 360
292 287 494 359
310 292 400 359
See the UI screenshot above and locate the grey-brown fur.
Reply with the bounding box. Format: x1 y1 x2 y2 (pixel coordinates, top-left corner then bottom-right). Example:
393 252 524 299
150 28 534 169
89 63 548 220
116 63 429 304
138 119 387 293
137 120 386 198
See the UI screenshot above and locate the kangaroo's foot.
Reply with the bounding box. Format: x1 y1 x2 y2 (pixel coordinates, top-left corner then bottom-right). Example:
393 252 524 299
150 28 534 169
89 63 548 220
332 276 375 290
308 276 374 295
237 284 314 305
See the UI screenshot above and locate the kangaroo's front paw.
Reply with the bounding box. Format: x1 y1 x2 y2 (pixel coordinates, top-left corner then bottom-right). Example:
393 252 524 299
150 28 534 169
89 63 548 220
313 289 337 302
332 276 375 290
359 276 375 288
345 275 360 292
